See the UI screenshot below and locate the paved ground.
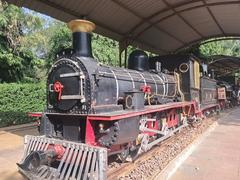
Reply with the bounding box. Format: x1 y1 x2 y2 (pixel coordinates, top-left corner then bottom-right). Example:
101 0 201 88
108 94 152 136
0 131 25 180
0 124 38 180
170 107 240 180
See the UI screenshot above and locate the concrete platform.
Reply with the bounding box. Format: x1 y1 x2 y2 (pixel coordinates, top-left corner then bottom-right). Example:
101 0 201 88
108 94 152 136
0 131 25 180
170 108 240 180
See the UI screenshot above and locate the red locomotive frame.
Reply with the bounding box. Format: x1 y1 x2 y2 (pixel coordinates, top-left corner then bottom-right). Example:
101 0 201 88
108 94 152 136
29 100 219 147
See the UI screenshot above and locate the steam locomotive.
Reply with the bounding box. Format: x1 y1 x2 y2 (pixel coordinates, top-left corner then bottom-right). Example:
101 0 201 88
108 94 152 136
18 20 221 180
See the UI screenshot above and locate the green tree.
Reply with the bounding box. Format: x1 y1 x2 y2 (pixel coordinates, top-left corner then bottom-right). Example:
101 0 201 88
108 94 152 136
92 34 118 66
199 39 240 58
0 1 45 82
45 21 72 68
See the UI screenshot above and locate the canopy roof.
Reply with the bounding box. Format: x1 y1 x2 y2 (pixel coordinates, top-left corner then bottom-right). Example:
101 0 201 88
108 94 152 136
5 0 240 54
208 55 240 77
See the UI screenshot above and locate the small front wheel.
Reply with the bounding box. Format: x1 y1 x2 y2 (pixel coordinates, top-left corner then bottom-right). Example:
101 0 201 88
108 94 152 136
117 148 130 162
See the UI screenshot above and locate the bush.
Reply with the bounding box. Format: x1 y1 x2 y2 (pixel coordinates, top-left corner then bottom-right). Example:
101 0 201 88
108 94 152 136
0 83 46 127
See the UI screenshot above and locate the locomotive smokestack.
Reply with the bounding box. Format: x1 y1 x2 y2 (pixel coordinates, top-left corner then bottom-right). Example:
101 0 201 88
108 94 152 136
68 19 95 57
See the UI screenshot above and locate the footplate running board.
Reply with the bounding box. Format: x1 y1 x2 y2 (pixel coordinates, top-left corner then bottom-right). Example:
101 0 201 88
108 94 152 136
18 135 108 180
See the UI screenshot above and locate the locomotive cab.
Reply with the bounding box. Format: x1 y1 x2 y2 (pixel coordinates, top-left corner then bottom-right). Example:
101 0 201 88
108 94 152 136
149 55 201 105
149 54 218 111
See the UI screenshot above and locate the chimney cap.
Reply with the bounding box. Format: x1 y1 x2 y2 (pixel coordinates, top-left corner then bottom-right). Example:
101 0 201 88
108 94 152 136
68 19 95 33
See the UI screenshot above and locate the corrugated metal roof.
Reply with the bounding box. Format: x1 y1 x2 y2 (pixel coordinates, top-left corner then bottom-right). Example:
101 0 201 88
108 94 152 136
5 0 240 54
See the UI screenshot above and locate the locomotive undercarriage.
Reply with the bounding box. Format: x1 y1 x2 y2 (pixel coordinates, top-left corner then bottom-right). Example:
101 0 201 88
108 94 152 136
42 107 189 155
114 108 189 162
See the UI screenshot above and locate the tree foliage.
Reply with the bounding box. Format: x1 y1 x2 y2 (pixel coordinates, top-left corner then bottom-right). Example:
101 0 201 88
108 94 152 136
199 39 240 58
46 22 72 68
0 1 46 82
92 34 119 66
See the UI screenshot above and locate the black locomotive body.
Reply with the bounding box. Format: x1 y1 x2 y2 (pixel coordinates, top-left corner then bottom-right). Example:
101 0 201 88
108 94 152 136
47 54 177 115
17 20 222 180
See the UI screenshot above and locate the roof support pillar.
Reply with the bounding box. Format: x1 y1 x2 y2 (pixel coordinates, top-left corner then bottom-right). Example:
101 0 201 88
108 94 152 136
119 38 130 67
124 48 128 68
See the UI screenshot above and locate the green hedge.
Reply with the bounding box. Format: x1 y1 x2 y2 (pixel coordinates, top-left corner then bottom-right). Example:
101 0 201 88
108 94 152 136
0 83 46 127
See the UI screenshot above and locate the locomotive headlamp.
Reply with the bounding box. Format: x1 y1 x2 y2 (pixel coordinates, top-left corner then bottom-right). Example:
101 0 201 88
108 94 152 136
67 19 95 57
